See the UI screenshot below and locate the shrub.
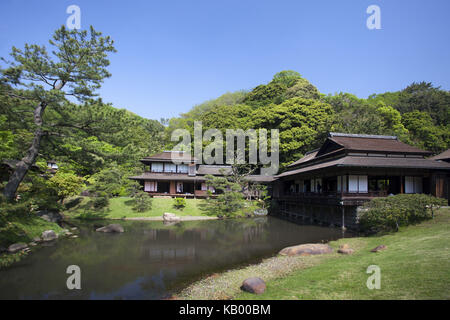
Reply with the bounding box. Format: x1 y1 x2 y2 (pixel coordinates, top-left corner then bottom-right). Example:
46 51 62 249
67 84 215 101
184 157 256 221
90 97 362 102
92 196 109 210
358 194 447 234
132 191 153 212
173 197 186 210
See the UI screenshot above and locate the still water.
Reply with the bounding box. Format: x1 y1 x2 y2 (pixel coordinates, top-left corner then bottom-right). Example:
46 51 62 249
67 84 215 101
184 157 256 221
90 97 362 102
0 217 349 299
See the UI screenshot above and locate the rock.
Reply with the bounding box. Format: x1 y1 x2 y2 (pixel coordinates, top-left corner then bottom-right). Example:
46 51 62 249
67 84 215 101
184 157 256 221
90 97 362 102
96 224 124 233
241 277 266 294
41 230 58 242
71 235 78 239
33 237 42 243
29 242 38 246
371 245 387 252
8 243 28 253
163 212 181 222
340 243 350 250
254 209 268 216
338 248 354 255
36 210 63 223
65 232 73 236
279 243 333 256
71 227 77 231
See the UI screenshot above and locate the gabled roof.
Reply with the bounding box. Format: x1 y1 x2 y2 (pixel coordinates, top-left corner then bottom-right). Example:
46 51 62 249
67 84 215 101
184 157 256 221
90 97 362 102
327 132 430 155
287 150 318 167
430 149 450 161
141 151 197 163
277 156 450 178
197 165 232 175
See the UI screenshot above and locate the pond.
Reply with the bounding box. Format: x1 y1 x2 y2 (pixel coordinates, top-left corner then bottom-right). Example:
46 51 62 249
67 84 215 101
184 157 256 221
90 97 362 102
0 217 350 299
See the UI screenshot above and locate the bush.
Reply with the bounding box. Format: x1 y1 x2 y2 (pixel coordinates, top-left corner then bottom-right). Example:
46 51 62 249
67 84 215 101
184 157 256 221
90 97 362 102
92 196 109 210
173 197 186 210
132 191 153 212
358 194 447 234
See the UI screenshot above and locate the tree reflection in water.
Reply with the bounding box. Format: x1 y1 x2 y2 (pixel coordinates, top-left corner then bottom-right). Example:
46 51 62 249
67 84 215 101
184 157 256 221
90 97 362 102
0 217 350 300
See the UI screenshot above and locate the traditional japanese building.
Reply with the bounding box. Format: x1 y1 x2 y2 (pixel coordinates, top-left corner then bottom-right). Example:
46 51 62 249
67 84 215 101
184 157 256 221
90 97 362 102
430 149 450 163
271 133 450 228
130 151 272 198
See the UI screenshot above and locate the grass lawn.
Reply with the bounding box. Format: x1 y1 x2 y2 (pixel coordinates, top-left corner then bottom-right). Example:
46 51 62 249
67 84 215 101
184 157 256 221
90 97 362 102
179 208 450 300
236 208 450 300
63 196 258 220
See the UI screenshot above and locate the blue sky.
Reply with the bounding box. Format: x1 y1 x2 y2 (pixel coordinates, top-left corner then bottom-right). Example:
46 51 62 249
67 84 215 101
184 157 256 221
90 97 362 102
1 0 449 120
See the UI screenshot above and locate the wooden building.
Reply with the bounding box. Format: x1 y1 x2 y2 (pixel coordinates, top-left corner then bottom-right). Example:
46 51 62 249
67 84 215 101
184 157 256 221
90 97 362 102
271 133 450 228
130 151 272 198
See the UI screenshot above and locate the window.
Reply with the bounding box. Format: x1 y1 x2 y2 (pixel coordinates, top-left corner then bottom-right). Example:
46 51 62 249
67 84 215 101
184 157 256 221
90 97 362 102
177 164 188 173
188 164 196 176
164 163 177 173
145 181 157 192
348 175 368 193
337 176 348 192
405 176 423 194
151 163 163 173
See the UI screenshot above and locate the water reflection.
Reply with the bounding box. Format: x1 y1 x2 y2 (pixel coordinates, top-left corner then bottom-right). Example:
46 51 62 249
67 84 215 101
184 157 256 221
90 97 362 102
0 217 350 300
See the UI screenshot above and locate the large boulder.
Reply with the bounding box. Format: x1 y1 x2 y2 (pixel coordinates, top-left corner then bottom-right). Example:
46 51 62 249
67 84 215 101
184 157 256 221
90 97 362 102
163 212 181 222
279 243 333 256
241 277 266 295
8 243 28 253
96 224 124 233
41 230 58 242
36 210 63 223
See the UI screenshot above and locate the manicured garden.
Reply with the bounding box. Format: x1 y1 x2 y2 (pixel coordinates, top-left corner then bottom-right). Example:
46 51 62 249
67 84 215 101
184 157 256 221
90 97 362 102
180 207 450 300
63 196 259 220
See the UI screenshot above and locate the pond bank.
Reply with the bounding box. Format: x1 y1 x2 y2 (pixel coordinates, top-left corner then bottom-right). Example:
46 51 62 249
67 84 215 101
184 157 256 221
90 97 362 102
124 216 218 221
178 208 450 300
63 196 259 220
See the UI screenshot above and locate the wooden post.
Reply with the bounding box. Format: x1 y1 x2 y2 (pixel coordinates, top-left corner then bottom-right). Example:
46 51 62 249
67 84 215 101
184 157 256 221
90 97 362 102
340 201 346 231
400 175 404 194
170 181 176 195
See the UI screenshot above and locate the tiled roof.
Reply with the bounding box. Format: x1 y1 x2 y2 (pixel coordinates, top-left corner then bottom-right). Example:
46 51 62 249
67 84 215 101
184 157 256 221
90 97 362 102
329 133 430 155
197 165 232 175
141 151 197 163
129 172 205 181
277 156 450 178
287 150 318 167
430 149 450 161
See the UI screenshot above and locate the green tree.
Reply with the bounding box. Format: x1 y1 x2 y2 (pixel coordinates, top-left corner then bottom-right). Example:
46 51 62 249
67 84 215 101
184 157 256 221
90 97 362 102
131 190 153 212
375 103 409 140
48 171 84 204
249 97 334 167
0 25 115 201
204 175 245 217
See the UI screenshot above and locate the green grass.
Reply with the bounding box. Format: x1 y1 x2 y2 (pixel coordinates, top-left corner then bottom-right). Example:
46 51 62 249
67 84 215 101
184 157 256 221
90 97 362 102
63 196 258 220
0 214 64 247
0 214 64 268
234 208 450 300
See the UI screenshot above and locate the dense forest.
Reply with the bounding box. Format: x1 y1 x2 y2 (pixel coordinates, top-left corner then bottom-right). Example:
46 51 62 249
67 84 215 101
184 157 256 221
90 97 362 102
0 27 448 212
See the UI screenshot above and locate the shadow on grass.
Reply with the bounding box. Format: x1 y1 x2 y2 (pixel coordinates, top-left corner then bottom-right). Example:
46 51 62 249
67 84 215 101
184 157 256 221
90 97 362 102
124 199 135 206
64 197 83 210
